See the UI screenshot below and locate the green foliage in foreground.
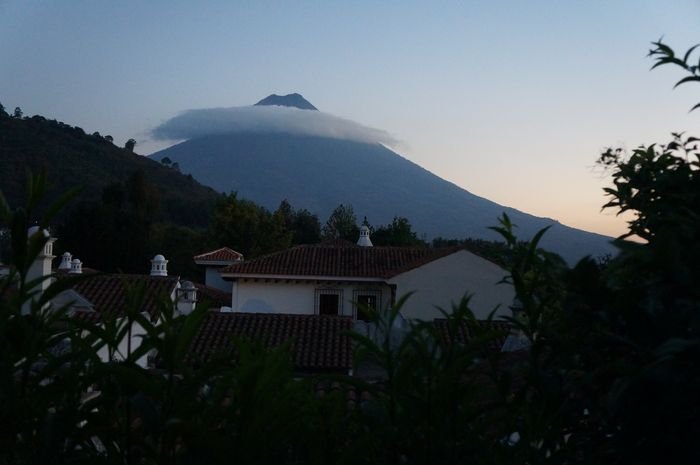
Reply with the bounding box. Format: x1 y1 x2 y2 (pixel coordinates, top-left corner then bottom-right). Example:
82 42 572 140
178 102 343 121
2 128 699 463
1 39 699 464
0 175 514 464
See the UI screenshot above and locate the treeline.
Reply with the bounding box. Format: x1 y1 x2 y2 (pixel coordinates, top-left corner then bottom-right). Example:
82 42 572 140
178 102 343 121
54 174 437 278
0 102 136 151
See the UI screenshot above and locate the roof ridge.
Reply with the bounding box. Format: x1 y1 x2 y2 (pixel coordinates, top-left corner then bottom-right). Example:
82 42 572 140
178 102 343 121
194 246 243 261
220 244 464 278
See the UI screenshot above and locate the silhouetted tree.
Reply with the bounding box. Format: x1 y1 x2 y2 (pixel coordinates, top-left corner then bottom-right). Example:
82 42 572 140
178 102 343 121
13 107 22 118
211 193 285 258
372 216 425 247
322 204 359 241
59 171 159 272
125 138 136 153
291 208 321 244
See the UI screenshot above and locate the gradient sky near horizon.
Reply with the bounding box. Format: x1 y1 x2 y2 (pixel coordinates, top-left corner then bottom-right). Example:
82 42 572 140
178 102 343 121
1 1 699 238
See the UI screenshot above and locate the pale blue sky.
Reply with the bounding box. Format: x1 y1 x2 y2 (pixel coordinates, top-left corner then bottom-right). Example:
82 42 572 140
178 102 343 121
1 1 698 237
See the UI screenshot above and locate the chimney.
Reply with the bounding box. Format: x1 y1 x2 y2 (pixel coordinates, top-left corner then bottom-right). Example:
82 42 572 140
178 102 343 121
150 254 168 277
69 258 82 274
176 280 198 315
58 252 72 271
26 225 55 283
501 297 530 352
357 225 373 247
24 225 56 314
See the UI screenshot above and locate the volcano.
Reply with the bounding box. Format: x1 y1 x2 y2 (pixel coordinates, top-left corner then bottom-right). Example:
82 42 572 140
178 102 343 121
151 94 615 263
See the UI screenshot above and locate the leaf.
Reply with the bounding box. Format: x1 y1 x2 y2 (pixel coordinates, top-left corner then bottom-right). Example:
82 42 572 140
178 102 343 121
682 43 700 64
673 75 700 89
654 337 700 359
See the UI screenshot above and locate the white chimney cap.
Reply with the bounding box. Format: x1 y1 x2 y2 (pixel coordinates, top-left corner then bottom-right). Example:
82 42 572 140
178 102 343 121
69 258 83 274
150 254 168 276
357 225 373 247
58 252 73 270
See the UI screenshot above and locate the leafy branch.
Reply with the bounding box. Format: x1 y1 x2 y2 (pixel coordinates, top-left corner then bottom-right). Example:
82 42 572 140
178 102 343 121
649 39 700 111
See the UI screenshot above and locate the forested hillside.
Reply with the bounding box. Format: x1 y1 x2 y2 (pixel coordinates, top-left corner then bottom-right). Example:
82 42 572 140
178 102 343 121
0 111 220 227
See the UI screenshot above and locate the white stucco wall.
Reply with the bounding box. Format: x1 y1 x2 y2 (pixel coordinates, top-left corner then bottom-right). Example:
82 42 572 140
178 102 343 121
389 250 514 321
232 280 391 318
95 317 151 368
205 267 232 292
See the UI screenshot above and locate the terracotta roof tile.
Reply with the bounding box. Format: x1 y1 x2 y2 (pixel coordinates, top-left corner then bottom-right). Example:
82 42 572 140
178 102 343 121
194 247 243 263
193 283 230 308
432 319 512 352
220 243 461 279
65 274 179 322
188 312 353 372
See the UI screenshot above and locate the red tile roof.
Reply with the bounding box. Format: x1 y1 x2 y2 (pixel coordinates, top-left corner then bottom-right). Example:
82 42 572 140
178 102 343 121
67 274 179 322
194 247 243 263
193 283 230 308
188 312 353 372
220 243 461 279
433 318 512 353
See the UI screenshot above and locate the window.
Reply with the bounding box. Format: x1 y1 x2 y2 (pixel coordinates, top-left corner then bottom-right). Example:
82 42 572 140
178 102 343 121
353 289 382 322
315 289 343 316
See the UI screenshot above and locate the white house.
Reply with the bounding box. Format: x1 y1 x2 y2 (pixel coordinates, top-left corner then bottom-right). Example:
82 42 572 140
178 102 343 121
54 254 198 367
193 247 243 292
22 229 199 367
219 231 514 321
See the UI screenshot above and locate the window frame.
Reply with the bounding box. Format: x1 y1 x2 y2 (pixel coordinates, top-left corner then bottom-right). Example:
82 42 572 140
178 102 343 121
352 289 382 321
315 288 344 316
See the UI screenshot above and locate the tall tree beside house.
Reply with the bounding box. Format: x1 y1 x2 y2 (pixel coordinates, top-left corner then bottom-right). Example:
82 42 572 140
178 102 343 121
210 192 290 258
274 199 322 245
58 171 160 273
322 203 359 241
371 216 426 247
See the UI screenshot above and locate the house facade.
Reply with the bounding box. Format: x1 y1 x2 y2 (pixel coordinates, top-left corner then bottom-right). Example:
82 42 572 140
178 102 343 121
219 237 515 321
193 247 243 292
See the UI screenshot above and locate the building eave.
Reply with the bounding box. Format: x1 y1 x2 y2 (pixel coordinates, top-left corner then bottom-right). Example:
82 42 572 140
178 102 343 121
195 259 239 267
220 272 388 284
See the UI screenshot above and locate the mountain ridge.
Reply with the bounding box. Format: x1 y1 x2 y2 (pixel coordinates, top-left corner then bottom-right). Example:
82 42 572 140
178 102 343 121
0 114 220 228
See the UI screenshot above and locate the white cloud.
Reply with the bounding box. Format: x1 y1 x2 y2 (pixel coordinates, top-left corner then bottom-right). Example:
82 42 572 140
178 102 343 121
151 105 397 146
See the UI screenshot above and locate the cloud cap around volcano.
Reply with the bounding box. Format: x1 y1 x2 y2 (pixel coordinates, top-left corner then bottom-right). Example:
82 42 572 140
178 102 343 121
151 103 397 146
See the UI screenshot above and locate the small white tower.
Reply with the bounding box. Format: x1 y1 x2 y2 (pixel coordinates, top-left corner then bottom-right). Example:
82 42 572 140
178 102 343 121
150 254 168 277
26 226 56 285
24 226 56 314
69 258 82 274
176 280 198 315
357 225 373 247
58 252 72 271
